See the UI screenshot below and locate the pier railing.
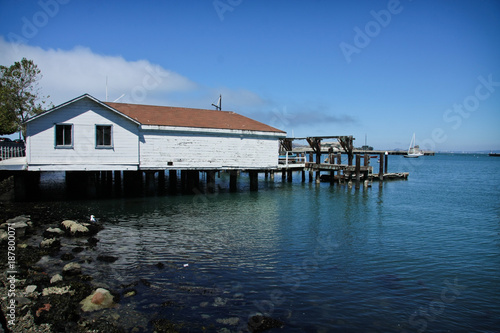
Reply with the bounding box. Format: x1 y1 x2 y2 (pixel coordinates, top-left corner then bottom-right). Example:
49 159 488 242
278 151 306 166
0 145 26 161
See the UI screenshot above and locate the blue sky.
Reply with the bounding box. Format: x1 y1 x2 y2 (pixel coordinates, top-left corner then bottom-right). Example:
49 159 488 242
1 0 499 151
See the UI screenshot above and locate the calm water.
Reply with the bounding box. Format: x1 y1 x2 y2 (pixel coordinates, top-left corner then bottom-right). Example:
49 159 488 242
36 154 500 332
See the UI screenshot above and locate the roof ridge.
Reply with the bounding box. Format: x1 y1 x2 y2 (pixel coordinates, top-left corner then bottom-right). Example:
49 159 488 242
104 101 285 134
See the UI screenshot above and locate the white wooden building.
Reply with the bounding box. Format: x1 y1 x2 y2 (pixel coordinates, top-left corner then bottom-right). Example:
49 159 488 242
25 94 286 171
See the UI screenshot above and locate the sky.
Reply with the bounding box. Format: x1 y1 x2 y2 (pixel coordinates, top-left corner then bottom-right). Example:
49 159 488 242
0 0 499 151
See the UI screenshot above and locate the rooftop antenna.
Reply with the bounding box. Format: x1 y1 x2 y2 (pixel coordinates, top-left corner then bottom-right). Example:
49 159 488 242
212 94 222 111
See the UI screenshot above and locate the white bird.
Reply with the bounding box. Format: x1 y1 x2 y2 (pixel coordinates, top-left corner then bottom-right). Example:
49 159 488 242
89 215 97 223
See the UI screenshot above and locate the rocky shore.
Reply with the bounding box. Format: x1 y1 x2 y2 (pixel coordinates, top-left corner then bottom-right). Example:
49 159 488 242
0 178 285 333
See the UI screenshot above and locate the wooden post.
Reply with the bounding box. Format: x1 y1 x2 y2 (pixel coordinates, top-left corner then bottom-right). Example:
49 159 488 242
145 171 156 195
282 169 287 182
157 170 165 194
181 170 188 193
186 170 199 194
309 153 313 182
384 152 388 173
355 154 361 189
229 170 238 192
336 153 342 184
249 171 258 191
123 170 143 197
114 171 122 193
315 140 321 184
169 170 177 193
270 170 275 181
379 153 384 182
287 169 293 182
302 169 306 182
207 170 216 193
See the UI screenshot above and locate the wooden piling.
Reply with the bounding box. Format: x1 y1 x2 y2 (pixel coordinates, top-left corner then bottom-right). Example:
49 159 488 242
158 170 166 194
207 170 216 193
249 171 258 191
309 153 314 182
229 170 238 192
114 171 122 192
124 170 143 196
379 153 384 183
169 170 177 193
287 169 293 182
355 154 361 189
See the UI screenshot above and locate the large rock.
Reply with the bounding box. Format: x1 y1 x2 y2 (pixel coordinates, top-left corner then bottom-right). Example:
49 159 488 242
62 262 82 276
40 238 61 249
80 288 116 312
61 220 91 236
43 227 65 238
0 230 7 243
50 274 63 284
4 215 31 238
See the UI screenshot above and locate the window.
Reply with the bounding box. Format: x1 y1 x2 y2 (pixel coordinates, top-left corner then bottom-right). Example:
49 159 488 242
55 124 73 147
96 125 112 148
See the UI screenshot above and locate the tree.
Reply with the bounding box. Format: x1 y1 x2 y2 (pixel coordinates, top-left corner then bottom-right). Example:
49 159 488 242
0 58 51 137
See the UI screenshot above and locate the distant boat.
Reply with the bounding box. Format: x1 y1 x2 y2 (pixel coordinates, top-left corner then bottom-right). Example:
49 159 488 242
489 153 500 157
404 133 424 158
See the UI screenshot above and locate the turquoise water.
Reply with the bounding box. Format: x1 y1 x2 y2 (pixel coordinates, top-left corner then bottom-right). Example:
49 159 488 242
41 154 500 331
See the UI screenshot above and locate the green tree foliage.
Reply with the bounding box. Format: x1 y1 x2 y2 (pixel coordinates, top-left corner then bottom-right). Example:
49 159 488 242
0 58 51 136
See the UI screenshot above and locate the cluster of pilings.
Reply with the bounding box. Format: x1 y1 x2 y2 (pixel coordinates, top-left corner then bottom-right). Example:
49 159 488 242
279 151 390 188
9 169 268 201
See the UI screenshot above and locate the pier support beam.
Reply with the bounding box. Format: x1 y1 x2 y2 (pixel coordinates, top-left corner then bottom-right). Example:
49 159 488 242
169 170 177 193
309 153 313 182
207 170 216 193
158 170 166 194
379 153 385 183
355 154 361 189
114 171 122 193
229 170 238 192
183 170 199 194
124 170 143 196
145 171 156 195
384 152 389 173
287 169 293 183
249 171 258 191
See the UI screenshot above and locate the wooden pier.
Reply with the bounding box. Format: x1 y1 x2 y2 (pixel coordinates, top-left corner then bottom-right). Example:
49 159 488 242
0 135 411 200
277 136 409 188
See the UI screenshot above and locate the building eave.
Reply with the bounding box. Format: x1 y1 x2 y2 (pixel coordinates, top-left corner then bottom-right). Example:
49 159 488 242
140 124 287 138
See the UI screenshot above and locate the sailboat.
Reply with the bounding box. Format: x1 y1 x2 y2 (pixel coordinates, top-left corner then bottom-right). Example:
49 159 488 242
404 133 424 158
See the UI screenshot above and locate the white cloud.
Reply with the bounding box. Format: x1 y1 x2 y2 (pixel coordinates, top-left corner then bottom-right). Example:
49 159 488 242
0 37 265 110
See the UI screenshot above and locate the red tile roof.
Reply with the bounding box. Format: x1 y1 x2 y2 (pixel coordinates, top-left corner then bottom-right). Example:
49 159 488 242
104 102 285 134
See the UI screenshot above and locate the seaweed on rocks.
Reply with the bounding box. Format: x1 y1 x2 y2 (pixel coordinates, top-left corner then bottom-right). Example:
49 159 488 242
32 294 80 331
248 315 285 333
150 318 184 333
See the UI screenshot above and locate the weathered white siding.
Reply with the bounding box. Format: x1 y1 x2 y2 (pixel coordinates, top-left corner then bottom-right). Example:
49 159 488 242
26 98 140 171
139 128 281 170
